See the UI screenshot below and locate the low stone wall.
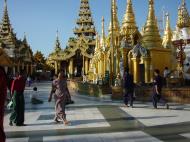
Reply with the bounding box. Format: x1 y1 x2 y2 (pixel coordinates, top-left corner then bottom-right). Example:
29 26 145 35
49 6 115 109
68 80 190 103
135 87 190 103
68 80 111 97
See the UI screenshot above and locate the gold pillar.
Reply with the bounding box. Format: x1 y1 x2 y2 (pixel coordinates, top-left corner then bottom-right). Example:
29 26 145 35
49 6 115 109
85 58 89 75
83 55 85 75
104 54 106 74
132 58 140 83
97 61 100 75
55 61 58 75
116 48 120 75
69 58 74 75
143 57 151 83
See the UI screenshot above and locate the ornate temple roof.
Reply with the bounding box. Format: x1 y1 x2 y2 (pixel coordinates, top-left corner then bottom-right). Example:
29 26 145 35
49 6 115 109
0 0 33 63
0 0 17 48
177 0 190 28
49 0 96 61
130 43 149 58
142 0 162 49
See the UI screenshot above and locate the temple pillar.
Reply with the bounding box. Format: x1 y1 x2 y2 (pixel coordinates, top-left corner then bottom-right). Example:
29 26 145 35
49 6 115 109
55 61 58 75
116 49 120 76
26 64 29 75
83 55 85 75
85 58 89 75
132 58 140 83
103 54 106 76
69 58 74 76
30 64 33 75
143 57 151 83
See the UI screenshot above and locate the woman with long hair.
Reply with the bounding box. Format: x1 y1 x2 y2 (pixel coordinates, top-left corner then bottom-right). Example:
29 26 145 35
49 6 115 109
48 72 69 125
0 66 7 142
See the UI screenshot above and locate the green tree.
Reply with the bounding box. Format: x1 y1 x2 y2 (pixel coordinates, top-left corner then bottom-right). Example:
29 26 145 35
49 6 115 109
33 51 45 70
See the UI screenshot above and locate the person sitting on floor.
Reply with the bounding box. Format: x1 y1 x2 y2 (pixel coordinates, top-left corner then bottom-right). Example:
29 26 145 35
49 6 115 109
30 87 43 104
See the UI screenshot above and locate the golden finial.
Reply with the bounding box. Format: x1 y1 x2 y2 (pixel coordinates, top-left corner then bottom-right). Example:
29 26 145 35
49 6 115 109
121 0 137 36
4 0 7 11
24 32 27 39
109 0 120 34
142 0 162 49
56 30 59 38
101 16 106 48
162 13 173 48
101 16 105 38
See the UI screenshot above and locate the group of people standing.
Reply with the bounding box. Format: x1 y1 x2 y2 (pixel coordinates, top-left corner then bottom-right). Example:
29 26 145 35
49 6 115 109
123 67 167 109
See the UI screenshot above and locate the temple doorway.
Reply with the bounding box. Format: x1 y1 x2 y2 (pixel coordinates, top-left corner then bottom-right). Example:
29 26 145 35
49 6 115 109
139 64 145 84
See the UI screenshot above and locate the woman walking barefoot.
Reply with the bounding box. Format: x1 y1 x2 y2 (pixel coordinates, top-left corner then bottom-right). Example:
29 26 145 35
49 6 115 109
48 72 69 125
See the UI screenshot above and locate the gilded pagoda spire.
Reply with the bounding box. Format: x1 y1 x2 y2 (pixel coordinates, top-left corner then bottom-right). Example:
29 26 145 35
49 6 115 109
142 0 162 49
121 0 137 36
109 0 120 34
101 17 106 48
177 0 190 28
162 13 173 49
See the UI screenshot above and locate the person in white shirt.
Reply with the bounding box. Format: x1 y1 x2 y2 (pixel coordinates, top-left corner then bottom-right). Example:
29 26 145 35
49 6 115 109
163 67 170 78
30 87 43 104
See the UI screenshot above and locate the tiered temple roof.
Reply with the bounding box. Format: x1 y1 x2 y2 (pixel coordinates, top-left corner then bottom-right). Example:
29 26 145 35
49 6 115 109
162 13 173 49
50 0 96 61
0 0 17 48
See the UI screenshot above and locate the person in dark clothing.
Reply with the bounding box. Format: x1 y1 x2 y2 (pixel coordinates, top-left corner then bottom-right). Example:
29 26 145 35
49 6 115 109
9 72 26 126
123 67 134 107
0 66 7 142
152 69 169 109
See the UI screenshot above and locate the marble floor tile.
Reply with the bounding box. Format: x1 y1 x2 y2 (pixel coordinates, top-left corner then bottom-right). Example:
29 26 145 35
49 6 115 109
43 131 162 142
4 108 110 132
121 106 190 126
180 133 190 139
6 138 29 142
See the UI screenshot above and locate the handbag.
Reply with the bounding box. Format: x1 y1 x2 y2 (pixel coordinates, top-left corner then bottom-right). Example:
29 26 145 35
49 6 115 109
7 100 13 110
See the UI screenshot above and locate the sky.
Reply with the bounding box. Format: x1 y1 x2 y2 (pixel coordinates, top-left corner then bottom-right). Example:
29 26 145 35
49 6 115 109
0 0 190 57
